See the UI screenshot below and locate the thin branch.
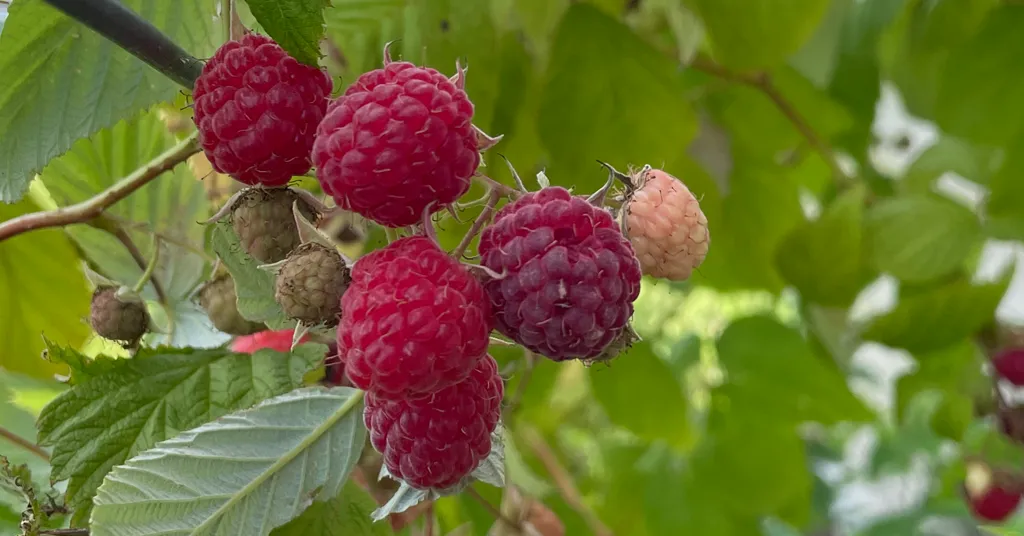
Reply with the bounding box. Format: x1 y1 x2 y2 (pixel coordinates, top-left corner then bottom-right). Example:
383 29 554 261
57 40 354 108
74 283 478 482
474 174 520 198
0 426 50 462
40 0 202 89
0 133 200 243
519 426 613 536
451 189 501 259
89 217 170 305
465 487 523 532
688 55 850 184
105 216 217 262
40 530 89 536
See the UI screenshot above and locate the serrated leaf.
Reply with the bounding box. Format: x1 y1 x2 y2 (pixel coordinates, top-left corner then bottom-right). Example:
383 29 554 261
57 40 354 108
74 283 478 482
895 340 985 441
210 222 290 328
0 199 91 380
538 4 696 191
776 185 873 306
935 5 1024 146
37 343 326 525
0 0 218 202
986 132 1024 241
371 482 429 522
864 276 1011 353
688 0 830 70
90 386 365 536
864 195 982 284
589 342 692 448
245 0 326 66
270 480 394 536
469 426 506 489
715 316 873 425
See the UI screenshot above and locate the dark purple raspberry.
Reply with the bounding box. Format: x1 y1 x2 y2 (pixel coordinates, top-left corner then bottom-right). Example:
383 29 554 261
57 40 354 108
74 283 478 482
478 186 642 361
311 58 479 227
338 236 493 400
192 34 333 187
364 355 503 490
994 347 1024 386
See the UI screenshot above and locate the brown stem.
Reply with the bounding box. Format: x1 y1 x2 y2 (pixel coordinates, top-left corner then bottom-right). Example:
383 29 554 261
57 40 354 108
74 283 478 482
451 189 501 259
88 217 169 305
0 426 50 462
0 132 200 242
466 487 523 532
688 55 850 185
41 530 89 536
520 426 613 536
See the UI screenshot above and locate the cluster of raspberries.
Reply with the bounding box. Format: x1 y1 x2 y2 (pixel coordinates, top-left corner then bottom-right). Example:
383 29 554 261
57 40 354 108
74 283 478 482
190 34 710 491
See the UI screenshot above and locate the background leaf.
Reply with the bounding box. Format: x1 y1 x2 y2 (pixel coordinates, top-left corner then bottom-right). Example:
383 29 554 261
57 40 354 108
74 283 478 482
0 0 219 202
209 222 290 328
90 386 366 536
36 342 325 524
270 480 394 536
0 199 91 379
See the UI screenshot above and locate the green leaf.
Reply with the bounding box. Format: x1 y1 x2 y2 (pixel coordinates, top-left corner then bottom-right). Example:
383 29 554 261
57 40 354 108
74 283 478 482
538 3 697 191
0 0 218 202
712 164 805 291
210 222 290 328
935 5 1024 146
245 0 326 66
986 132 1024 241
895 341 985 440
90 386 366 536
776 184 873 306
0 198 91 380
864 276 1011 353
901 135 1002 193
270 480 394 536
864 195 982 284
687 0 830 70
589 342 692 448
37 343 325 525
870 390 945 476
715 315 873 425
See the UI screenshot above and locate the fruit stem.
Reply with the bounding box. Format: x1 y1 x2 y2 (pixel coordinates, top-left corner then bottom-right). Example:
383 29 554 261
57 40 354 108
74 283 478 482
451 189 501 259
0 132 200 242
89 218 170 305
131 237 161 295
41 0 203 89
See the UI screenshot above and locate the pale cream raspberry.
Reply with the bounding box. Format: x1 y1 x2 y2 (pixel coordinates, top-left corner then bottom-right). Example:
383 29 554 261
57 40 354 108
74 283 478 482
623 168 709 281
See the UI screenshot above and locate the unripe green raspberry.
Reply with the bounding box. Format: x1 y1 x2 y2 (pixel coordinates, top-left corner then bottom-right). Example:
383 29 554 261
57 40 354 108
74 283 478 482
274 243 350 326
89 286 149 342
231 187 319 264
198 275 265 335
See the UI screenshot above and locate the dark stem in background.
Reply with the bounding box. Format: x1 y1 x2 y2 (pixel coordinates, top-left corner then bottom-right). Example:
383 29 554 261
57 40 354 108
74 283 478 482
41 0 203 89
0 425 50 462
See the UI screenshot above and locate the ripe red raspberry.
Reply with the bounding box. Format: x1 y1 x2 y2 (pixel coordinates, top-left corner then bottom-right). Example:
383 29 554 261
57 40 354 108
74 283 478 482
966 482 1023 522
994 347 1024 386
311 57 479 227
338 236 493 399
364 355 503 490
192 34 333 187
622 167 709 281
230 328 303 354
478 186 642 361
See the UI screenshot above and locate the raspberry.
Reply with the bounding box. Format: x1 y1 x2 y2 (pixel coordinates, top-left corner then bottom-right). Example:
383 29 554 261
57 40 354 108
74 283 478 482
192 34 333 187
230 187 319 264
364 355 503 490
274 243 350 326
230 328 304 354
89 287 149 342
622 167 709 281
966 482 1023 522
311 58 480 227
338 236 492 399
478 186 642 362
198 275 265 335
994 347 1024 386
